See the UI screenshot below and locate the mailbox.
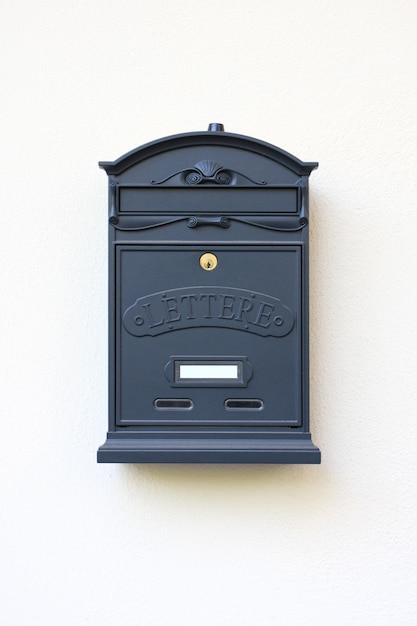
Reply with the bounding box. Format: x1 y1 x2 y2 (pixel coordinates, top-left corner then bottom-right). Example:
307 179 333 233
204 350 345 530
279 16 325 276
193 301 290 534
97 124 321 463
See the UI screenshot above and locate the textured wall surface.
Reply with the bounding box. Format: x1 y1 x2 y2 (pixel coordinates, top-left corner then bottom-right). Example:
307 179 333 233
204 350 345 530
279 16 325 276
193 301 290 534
1 1 417 624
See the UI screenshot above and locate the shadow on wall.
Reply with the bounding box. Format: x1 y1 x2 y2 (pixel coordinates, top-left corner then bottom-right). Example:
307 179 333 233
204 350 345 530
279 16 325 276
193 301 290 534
118 462 336 516
309 185 334 448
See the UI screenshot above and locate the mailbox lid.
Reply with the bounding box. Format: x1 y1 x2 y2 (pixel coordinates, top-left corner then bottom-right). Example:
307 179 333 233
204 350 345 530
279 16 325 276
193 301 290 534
99 130 318 177
100 130 317 216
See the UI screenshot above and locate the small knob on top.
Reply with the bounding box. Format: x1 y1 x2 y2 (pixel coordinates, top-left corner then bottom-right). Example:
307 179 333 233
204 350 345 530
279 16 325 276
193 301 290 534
207 123 224 132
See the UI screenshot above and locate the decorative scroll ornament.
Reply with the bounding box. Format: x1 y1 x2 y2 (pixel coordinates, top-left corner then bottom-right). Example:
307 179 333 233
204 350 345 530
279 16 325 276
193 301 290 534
151 160 266 185
185 160 231 185
110 215 307 232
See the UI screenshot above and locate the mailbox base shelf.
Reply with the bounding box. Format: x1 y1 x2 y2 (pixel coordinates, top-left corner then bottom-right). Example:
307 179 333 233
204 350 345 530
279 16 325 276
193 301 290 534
97 435 320 464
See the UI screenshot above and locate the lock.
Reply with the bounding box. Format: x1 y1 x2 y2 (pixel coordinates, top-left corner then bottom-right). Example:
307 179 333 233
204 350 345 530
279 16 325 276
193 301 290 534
200 252 218 271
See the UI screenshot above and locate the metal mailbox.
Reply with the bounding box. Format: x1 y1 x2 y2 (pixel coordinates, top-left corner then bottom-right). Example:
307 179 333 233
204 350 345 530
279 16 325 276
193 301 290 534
97 124 321 463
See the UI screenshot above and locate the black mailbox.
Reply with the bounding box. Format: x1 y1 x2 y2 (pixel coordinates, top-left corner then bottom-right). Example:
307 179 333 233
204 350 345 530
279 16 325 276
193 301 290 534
97 124 321 464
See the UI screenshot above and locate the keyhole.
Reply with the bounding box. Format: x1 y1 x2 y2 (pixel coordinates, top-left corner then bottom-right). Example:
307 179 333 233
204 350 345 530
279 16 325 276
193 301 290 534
200 253 218 271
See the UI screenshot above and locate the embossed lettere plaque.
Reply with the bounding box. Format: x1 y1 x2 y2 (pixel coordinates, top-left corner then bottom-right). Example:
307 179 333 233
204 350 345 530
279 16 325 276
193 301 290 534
123 287 294 338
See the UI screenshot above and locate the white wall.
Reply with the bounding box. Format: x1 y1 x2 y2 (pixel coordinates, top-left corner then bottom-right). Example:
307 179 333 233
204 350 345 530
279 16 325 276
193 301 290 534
1 1 417 624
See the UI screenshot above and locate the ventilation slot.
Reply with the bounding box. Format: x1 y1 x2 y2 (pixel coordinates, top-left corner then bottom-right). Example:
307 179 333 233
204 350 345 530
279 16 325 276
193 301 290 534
225 399 264 410
154 399 193 410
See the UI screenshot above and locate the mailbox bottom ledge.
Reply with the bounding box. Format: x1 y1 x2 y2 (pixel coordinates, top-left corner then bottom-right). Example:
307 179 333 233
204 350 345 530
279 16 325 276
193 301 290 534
97 436 321 464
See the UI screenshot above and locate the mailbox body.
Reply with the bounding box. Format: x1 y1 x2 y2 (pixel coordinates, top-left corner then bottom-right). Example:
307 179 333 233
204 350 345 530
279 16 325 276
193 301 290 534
97 128 320 463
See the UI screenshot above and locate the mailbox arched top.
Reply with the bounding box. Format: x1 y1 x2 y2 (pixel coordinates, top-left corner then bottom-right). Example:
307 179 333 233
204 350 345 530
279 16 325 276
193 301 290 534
99 130 318 177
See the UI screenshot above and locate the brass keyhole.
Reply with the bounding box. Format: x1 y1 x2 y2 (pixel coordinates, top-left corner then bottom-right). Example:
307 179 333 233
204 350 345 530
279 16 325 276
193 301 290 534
200 252 218 271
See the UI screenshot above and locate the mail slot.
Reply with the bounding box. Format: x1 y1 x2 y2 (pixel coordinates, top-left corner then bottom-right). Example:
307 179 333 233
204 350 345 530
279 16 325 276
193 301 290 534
97 123 321 463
